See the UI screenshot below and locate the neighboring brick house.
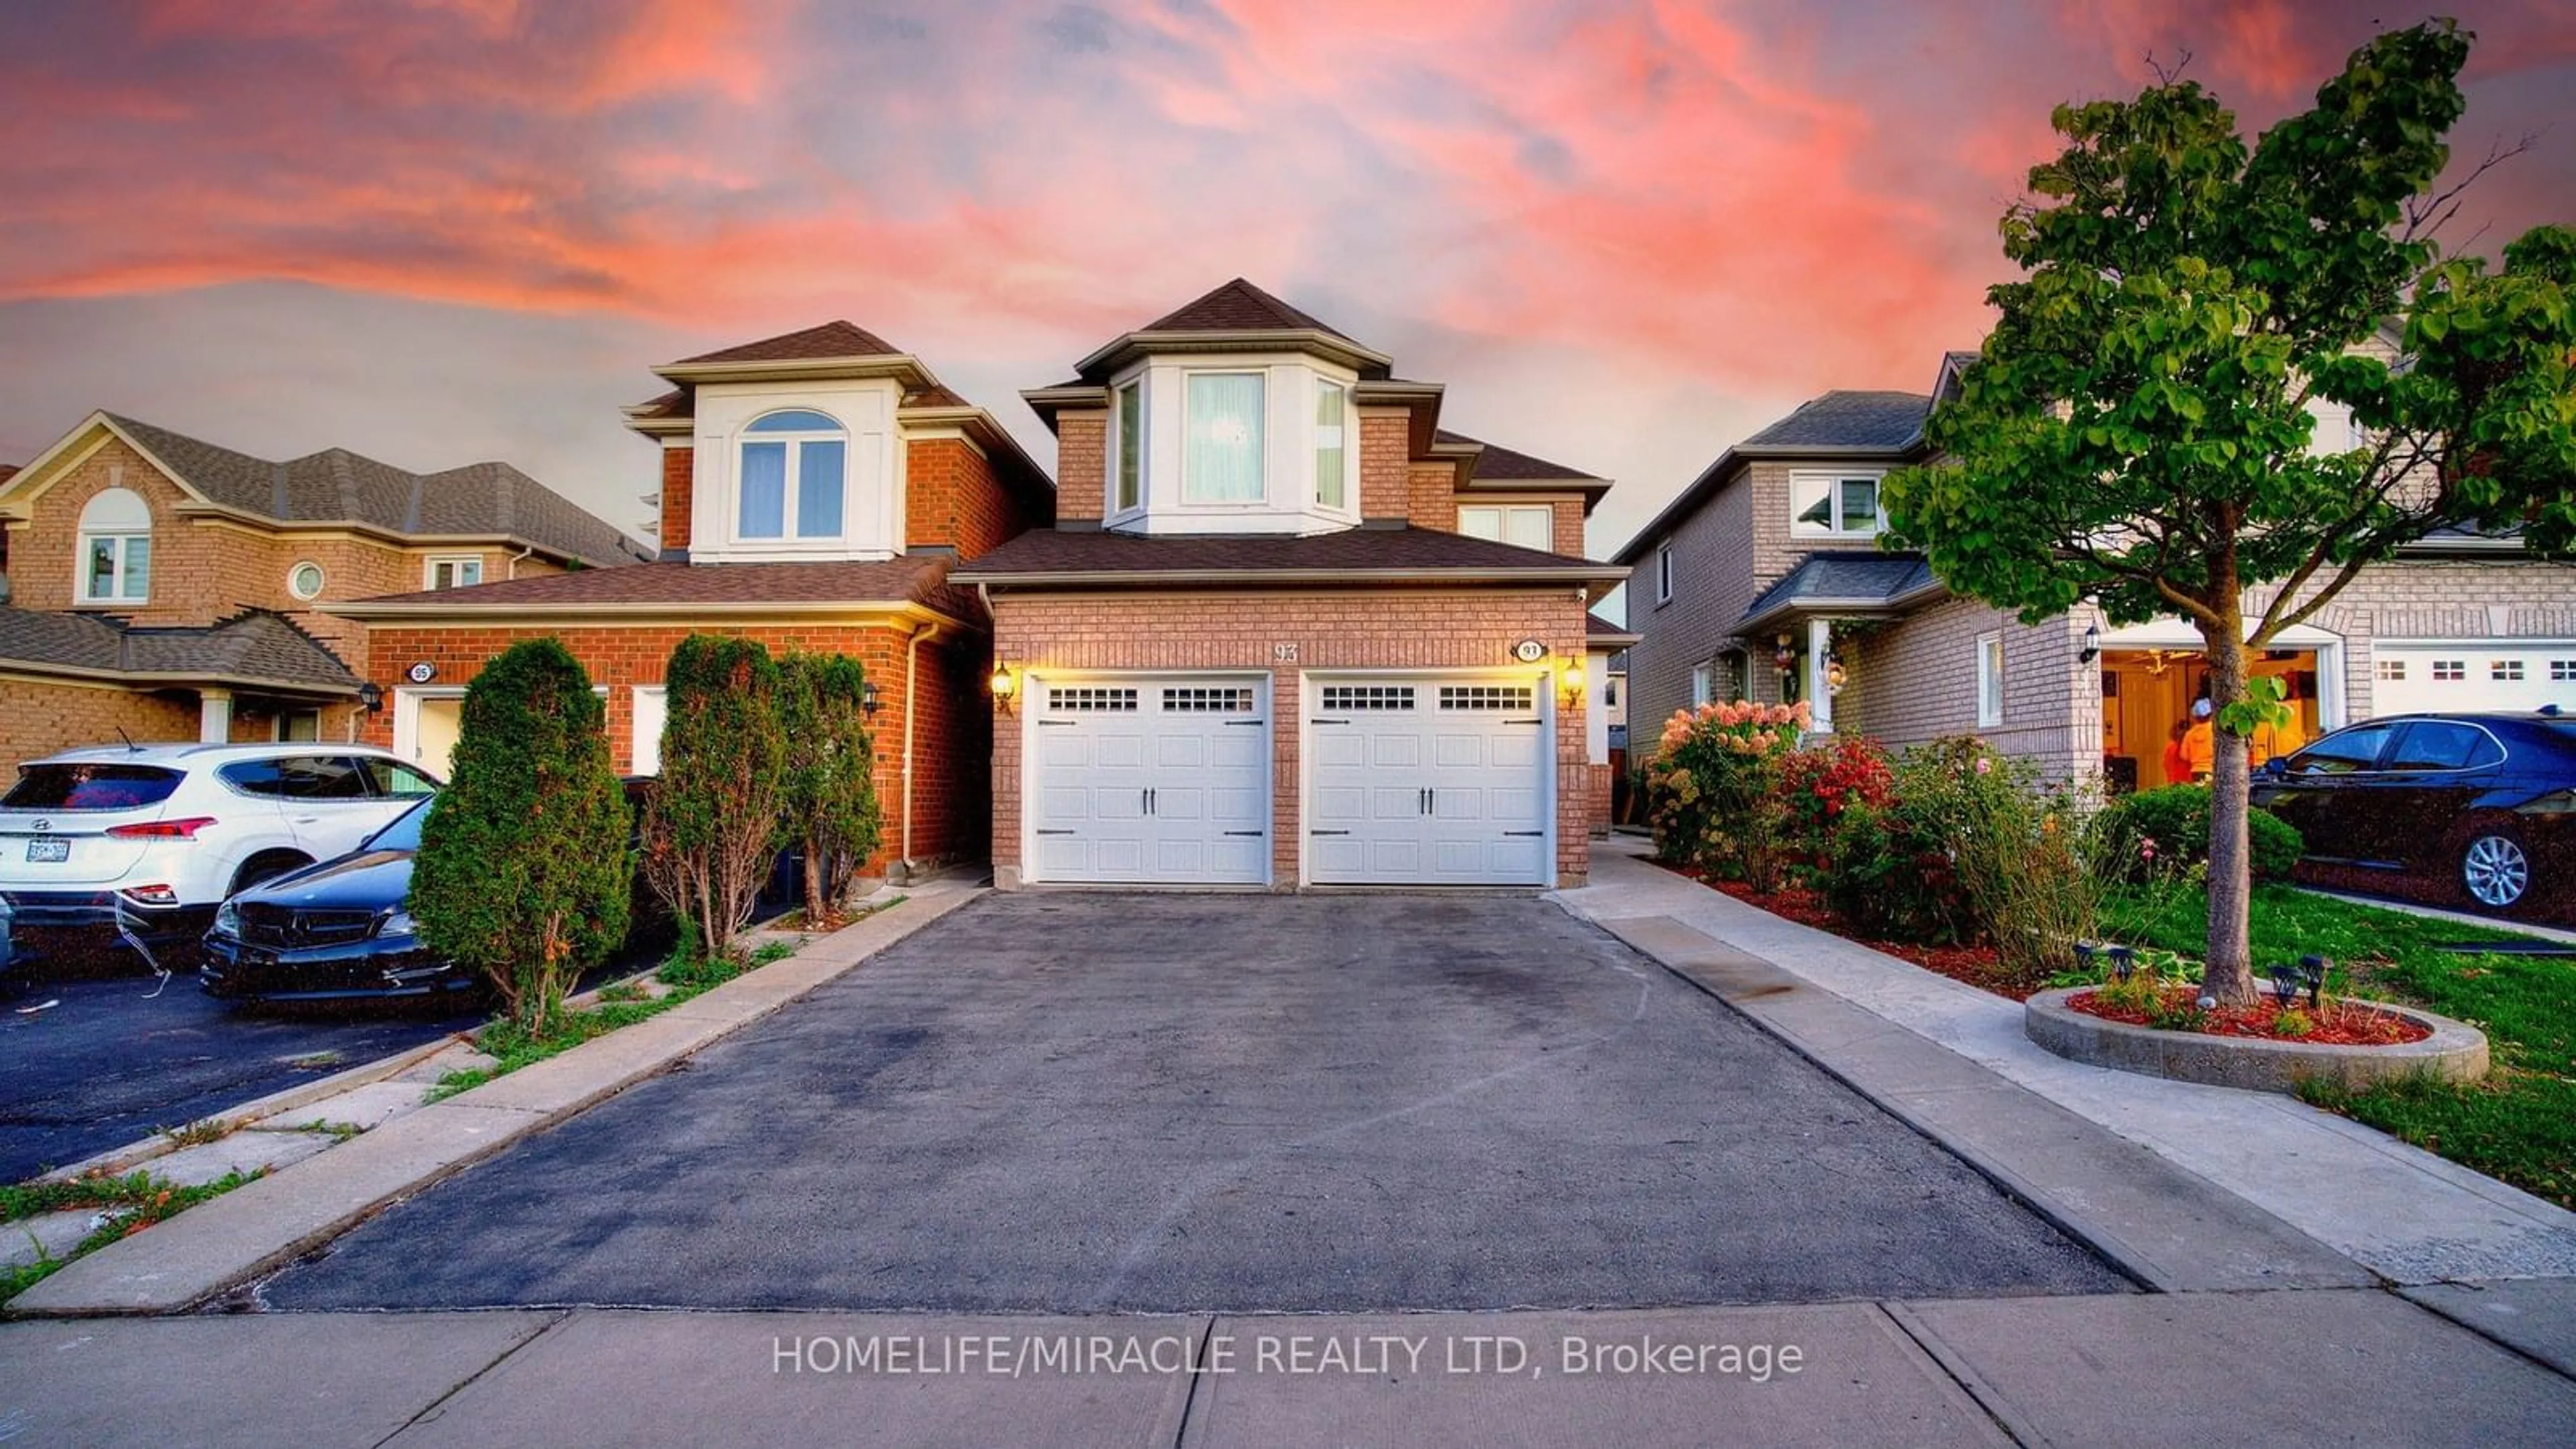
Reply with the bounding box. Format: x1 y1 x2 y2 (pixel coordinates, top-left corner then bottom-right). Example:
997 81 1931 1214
327 322 1055 879
1615 352 2576 787
953 279 1627 890
0 413 647 770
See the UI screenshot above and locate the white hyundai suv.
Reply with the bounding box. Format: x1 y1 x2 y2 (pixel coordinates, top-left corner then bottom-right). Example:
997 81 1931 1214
0 743 440 960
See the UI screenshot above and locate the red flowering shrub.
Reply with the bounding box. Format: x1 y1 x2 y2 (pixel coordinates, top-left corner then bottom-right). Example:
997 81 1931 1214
1774 736 1896 869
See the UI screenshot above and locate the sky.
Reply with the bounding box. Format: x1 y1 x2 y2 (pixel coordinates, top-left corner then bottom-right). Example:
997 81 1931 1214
3 0 2570 620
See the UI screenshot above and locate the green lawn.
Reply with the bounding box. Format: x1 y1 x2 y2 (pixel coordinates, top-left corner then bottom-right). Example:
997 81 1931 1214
2101 885 2576 1210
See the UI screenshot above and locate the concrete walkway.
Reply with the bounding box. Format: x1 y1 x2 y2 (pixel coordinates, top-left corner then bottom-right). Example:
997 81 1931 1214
1557 837 2576 1284
7 1290 2576 1447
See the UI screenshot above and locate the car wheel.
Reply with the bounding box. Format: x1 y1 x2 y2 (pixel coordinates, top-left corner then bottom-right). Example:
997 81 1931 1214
229 853 309 897
2461 827 2532 910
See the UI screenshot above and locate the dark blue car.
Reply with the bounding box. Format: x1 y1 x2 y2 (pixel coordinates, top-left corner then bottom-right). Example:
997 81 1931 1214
2251 711 2576 918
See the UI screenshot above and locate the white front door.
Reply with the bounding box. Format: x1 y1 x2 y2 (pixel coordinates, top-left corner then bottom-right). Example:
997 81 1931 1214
1306 675 1552 885
1026 676 1271 884
2373 643 2576 716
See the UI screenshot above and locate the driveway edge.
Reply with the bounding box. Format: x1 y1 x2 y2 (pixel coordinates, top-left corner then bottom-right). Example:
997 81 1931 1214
3 883 989 1318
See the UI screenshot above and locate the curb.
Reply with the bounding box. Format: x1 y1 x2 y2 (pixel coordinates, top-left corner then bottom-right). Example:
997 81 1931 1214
4 885 989 1318
36 1031 472 1185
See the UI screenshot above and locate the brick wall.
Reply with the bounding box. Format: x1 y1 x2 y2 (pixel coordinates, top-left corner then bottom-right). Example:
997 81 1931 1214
2249 557 2576 718
904 435 1040 561
1056 411 1107 523
990 588 1595 888
1627 466 1760 738
659 446 693 553
355 619 989 874
1407 462 1456 531
1839 599 2091 781
1360 410 1412 520
0 676 199 769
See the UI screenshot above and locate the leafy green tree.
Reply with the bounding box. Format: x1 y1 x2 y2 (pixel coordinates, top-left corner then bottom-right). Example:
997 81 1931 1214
412 639 631 1032
641 635 787 957
1884 21 2576 1001
777 651 885 921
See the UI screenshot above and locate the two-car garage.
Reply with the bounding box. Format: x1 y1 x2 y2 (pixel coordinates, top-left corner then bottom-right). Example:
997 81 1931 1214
1021 672 1555 888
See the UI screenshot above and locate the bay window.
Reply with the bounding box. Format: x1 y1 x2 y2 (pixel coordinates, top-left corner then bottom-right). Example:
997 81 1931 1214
1115 380 1143 513
1314 380 1346 509
738 409 847 540
1183 373 1265 503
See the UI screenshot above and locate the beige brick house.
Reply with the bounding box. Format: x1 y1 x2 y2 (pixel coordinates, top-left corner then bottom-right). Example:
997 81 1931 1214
0 413 647 771
325 321 1055 880
953 279 1628 889
1615 352 2576 786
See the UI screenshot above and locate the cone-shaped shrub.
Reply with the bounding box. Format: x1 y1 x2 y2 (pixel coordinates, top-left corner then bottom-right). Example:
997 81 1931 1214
777 651 884 921
412 638 631 1032
643 635 787 956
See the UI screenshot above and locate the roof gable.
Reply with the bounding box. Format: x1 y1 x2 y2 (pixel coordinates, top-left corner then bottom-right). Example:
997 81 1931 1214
1140 278 1359 341
672 320 902 366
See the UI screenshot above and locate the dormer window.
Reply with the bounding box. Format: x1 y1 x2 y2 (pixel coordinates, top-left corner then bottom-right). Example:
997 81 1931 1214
738 409 847 540
1790 470 1883 538
1184 374 1266 502
76 487 151 604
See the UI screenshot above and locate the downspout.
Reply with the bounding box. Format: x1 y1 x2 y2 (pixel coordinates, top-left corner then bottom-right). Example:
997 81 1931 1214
900 621 933 883
505 543 536 580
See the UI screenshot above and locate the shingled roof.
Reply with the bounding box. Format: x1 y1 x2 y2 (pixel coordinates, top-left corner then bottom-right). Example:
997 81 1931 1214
331 555 975 623
1737 551 1939 632
953 525 1620 586
671 321 902 366
1437 429 1605 483
96 415 650 568
1739 391 1931 451
0 606 360 694
1139 278 1360 341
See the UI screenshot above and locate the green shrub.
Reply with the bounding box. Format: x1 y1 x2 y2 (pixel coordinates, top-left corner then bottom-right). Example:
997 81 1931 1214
643 635 788 957
777 651 884 920
412 639 632 1032
1894 738 2123 985
1823 799 1970 944
2105 785 2303 881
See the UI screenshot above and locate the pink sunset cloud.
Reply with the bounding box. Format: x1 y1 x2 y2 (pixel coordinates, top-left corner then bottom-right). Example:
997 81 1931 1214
0 0 2565 558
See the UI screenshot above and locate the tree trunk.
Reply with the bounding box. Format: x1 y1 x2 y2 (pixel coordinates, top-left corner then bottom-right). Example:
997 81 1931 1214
2201 600 2257 1006
803 833 826 922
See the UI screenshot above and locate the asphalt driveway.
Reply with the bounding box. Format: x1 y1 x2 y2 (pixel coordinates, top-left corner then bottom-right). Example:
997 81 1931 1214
262 894 2127 1313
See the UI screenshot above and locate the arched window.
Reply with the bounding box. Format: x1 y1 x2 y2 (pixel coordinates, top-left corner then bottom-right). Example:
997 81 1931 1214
737 409 846 541
77 487 152 603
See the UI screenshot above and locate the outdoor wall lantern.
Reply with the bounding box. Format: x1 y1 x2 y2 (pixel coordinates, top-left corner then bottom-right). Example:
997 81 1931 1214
1558 658 1585 703
989 664 1018 711
2079 622 2102 665
861 681 883 717
356 681 384 714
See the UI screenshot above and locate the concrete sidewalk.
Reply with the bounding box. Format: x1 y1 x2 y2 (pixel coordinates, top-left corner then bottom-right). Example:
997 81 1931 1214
1558 837 2576 1285
5 1290 2574 1447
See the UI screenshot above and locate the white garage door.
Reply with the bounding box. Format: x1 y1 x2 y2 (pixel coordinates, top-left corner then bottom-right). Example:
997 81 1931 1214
2373 643 2576 716
1307 676 1551 885
1026 676 1270 884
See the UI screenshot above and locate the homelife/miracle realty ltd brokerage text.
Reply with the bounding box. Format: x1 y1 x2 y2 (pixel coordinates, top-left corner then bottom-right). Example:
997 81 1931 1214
773 1332 1807 1382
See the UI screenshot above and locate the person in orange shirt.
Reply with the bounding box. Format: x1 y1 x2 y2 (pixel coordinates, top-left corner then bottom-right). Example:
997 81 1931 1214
2161 721 2192 786
2180 699 2215 782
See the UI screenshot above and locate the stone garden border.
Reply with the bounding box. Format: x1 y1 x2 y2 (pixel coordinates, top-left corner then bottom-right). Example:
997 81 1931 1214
2023 987 2488 1095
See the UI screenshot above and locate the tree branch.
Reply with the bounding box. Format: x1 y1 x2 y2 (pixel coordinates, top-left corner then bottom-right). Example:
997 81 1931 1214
2404 131 2539 243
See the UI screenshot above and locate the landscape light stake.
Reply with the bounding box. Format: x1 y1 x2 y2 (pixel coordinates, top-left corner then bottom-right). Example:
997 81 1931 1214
2299 955 2330 1010
2105 945 2135 983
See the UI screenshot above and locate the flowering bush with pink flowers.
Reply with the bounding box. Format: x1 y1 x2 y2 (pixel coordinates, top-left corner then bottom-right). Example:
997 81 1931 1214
1646 700 1811 891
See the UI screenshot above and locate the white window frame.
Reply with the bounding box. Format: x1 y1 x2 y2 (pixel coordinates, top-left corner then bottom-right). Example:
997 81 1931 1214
1975 632 2004 729
1458 504 1553 551
1789 468 1887 539
75 487 152 605
1656 541 1674 604
1111 379 1144 519
733 409 849 544
631 685 669 775
1313 378 1348 511
424 555 484 590
1181 369 1269 506
1690 662 1713 707
286 561 327 601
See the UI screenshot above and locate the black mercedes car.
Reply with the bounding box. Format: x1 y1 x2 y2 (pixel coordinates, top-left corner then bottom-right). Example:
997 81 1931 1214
2251 710 2576 916
199 781 793 1006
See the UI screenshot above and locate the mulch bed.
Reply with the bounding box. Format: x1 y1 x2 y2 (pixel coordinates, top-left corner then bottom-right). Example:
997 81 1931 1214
1661 863 2047 1002
2068 987 2429 1045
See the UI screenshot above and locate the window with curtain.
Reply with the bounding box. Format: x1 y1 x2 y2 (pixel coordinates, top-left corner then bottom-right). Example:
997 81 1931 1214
76 486 152 603
1314 380 1346 508
1115 380 1142 512
739 409 846 540
1459 504 1552 551
1184 373 1265 502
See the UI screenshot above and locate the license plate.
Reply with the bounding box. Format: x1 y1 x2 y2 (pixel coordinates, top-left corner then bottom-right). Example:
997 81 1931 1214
25 839 67 863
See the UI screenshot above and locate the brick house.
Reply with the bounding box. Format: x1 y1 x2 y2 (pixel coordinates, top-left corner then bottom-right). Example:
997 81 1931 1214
327 323 1054 879
0 412 647 771
1615 352 2576 787
952 279 1627 890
